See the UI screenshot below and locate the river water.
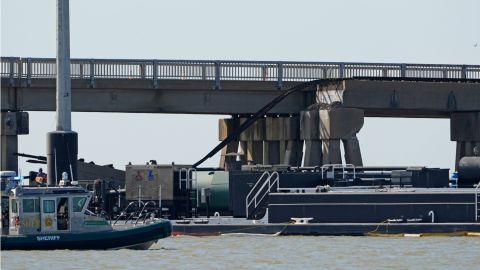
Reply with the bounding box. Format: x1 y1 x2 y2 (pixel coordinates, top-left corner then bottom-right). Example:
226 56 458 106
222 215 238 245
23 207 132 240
2 235 479 270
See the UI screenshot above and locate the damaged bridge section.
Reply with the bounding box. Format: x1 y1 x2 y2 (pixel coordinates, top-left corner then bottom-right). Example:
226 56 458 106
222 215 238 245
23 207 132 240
309 79 480 168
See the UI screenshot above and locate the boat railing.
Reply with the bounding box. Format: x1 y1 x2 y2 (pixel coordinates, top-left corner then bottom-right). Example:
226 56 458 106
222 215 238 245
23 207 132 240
112 201 143 225
134 201 157 225
124 211 139 225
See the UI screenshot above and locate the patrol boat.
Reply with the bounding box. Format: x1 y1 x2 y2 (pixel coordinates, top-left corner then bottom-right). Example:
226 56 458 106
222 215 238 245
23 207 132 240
1 183 171 250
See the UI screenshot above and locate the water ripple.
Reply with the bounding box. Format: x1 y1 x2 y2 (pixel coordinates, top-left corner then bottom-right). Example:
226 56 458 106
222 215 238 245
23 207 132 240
2 236 480 270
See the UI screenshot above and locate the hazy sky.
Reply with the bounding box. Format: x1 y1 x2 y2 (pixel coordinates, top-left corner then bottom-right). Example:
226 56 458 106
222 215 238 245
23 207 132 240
1 0 479 174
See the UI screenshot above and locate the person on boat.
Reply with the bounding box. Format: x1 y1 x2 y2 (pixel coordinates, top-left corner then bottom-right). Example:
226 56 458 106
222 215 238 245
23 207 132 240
57 197 69 230
35 168 47 185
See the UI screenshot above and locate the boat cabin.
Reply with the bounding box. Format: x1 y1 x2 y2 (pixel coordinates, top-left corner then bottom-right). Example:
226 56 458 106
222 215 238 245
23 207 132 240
8 185 112 236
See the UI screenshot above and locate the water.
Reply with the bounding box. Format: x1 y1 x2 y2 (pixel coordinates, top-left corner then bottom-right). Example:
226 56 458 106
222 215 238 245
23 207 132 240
2 236 479 270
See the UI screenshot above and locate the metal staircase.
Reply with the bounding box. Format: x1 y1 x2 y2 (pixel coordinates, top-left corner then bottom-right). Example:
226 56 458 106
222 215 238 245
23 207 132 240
245 171 279 220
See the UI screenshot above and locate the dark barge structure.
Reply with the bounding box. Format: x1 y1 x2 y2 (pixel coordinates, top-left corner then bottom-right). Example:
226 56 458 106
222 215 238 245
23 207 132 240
63 158 480 236
174 162 480 236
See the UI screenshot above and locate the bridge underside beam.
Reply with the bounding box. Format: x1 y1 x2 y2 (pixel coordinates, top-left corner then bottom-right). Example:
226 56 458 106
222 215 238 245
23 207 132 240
317 79 480 118
2 78 480 118
1 79 308 115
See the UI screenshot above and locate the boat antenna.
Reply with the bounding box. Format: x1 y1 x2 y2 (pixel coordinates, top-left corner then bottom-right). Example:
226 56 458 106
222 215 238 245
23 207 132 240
192 79 323 168
67 143 74 181
54 148 58 186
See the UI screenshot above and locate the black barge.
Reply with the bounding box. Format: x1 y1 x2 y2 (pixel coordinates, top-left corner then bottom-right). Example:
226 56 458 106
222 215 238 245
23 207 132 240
14 160 479 237
116 162 480 236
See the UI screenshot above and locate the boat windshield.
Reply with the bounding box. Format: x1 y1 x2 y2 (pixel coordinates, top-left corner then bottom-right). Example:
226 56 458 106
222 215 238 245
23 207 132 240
72 197 88 212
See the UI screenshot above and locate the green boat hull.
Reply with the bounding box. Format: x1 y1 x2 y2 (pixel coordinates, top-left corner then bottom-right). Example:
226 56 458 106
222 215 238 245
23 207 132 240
1 219 171 250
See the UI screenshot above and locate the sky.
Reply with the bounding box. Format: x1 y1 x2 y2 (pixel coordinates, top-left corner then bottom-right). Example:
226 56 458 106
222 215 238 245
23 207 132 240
1 0 480 174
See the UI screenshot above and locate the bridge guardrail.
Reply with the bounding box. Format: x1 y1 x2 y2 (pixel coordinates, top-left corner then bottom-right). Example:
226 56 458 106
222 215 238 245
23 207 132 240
1 57 479 89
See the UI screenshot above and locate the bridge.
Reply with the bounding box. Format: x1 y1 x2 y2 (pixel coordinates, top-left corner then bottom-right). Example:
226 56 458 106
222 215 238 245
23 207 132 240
2 57 480 171
2 57 480 116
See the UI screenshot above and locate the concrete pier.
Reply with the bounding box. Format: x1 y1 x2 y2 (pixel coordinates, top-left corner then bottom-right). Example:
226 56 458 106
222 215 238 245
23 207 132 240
264 117 282 165
238 141 247 164
342 137 363 166
247 142 264 165
282 116 302 166
219 116 303 167
319 108 364 166
239 117 265 164
321 139 342 165
300 110 322 166
218 118 239 168
0 112 29 171
263 141 280 165
451 112 480 170
300 108 364 167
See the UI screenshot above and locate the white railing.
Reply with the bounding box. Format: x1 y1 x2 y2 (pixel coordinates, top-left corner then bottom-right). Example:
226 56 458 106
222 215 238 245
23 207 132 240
245 171 279 218
2 57 479 89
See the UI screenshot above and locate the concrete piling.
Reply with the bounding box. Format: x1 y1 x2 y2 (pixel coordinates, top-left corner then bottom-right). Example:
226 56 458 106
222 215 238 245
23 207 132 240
283 116 302 166
219 115 303 167
300 107 364 167
218 118 239 168
0 112 29 172
300 110 322 166
451 112 480 170
319 108 364 166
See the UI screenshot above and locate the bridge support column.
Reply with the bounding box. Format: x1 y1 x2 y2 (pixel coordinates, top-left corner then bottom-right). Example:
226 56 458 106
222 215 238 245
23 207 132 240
238 141 247 164
263 141 280 165
283 116 302 166
319 108 364 166
321 139 342 165
342 137 363 166
240 117 265 165
1 111 29 172
300 110 322 166
300 107 364 166
237 116 302 166
218 118 239 168
246 142 263 164
451 112 480 170
265 117 283 165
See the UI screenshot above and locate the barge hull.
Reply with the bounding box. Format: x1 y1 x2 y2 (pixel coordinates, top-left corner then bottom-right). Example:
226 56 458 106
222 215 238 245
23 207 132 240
172 223 480 236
